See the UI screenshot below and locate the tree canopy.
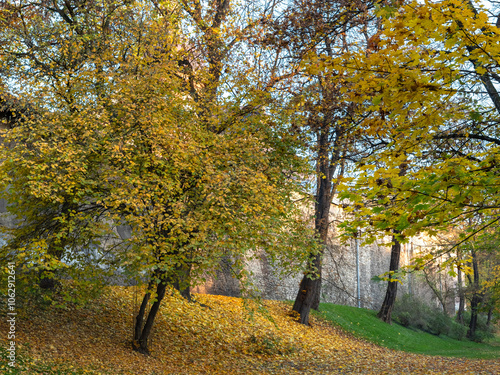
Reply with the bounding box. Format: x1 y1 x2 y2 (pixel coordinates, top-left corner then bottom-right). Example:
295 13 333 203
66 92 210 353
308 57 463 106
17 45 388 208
1 0 499 344
0 0 318 353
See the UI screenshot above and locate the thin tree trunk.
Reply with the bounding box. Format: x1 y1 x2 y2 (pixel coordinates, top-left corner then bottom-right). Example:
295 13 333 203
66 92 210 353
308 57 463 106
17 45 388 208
134 279 154 344
456 251 465 325
377 235 401 323
133 262 192 355
468 293 480 340
486 305 493 327
423 265 448 315
134 278 168 355
292 252 322 325
467 249 481 340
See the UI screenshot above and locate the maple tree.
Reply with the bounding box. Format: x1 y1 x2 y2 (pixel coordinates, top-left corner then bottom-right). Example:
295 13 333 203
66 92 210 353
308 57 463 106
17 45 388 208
0 0 317 355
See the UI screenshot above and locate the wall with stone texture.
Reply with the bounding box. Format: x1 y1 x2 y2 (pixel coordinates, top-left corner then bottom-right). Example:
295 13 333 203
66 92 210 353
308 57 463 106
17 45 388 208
193 204 459 314
1 195 458 313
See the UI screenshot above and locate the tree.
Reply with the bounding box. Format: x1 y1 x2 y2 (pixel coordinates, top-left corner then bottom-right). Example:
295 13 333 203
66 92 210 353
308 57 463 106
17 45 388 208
331 0 500 322
458 225 500 339
0 0 316 355
266 0 382 325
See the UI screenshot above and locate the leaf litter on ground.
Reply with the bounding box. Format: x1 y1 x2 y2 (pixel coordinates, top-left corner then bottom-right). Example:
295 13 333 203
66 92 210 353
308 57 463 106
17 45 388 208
0 286 498 374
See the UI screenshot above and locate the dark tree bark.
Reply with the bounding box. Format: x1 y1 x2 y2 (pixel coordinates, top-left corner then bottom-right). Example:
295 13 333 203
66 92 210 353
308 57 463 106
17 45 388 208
133 262 192 354
134 279 154 344
292 252 322 325
134 277 168 355
468 293 481 340
377 235 401 323
172 262 192 301
486 306 493 327
292 123 342 324
456 250 465 325
467 249 482 340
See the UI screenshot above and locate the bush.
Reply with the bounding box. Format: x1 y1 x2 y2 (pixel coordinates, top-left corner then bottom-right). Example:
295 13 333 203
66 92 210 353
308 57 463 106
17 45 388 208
394 295 498 342
428 312 451 336
449 321 468 341
397 311 411 327
393 294 462 339
393 294 433 332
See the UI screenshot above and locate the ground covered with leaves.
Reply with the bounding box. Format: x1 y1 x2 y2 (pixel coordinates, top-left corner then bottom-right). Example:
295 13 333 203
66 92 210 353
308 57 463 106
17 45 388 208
1 286 499 374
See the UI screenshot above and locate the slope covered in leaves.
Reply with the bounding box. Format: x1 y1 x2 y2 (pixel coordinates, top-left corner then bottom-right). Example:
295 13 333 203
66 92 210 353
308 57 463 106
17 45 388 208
1 286 499 374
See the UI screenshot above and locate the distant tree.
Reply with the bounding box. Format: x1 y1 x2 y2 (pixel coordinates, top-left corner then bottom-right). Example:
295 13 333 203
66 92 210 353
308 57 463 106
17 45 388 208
459 225 500 339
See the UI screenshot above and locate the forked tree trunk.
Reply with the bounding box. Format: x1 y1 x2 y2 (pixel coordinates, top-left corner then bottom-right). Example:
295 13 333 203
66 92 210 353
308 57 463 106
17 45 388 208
134 278 167 355
173 262 192 301
133 263 192 355
377 235 401 323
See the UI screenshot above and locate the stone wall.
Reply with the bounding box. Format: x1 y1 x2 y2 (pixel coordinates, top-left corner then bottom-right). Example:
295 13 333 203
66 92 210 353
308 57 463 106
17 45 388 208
193 207 459 314
1 195 458 314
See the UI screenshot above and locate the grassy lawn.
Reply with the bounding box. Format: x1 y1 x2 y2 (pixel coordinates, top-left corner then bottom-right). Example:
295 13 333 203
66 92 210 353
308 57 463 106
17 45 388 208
317 303 500 360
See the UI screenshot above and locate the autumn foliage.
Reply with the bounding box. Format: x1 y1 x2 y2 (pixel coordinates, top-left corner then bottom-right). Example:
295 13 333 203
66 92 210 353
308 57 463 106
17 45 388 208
0 0 500 366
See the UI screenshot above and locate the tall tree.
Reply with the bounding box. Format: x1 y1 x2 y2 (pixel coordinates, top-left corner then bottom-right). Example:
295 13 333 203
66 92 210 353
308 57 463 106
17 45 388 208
336 0 500 298
0 0 316 355
267 0 381 325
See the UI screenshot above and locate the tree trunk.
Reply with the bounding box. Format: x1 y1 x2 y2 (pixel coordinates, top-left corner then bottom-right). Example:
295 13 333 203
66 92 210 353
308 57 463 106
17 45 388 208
292 252 322 325
377 235 401 323
133 261 192 355
292 126 333 324
133 276 168 355
486 305 493 327
134 280 154 344
423 264 448 315
467 249 481 340
467 293 480 340
456 251 465 325
172 262 192 301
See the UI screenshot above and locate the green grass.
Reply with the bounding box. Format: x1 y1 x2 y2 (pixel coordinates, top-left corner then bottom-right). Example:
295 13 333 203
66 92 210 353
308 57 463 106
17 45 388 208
316 303 500 360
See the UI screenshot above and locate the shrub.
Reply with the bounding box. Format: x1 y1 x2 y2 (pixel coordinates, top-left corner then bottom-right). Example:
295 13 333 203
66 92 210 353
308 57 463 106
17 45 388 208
428 312 451 336
394 294 457 338
394 294 433 332
449 321 468 341
397 311 411 328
